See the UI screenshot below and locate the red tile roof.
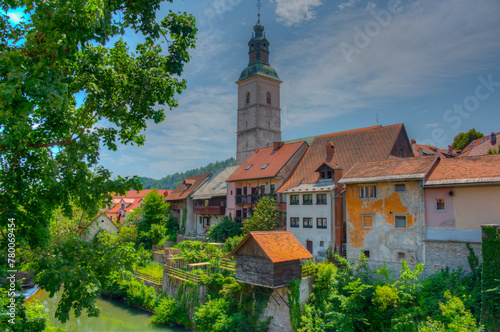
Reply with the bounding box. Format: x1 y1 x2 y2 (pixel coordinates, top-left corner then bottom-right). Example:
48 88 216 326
412 143 457 158
339 156 438 184
278 124 411 192
114 189 171 199
165 173 211 201
425 155 500 186
458 132 500 157
229 231 312 263
226 141 307 182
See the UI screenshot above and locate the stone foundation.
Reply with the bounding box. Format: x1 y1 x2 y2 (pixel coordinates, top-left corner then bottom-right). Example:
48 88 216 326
423 241 482 276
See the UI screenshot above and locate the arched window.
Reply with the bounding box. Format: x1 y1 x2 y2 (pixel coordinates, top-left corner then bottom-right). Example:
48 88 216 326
246 92 250 104
263 43 267 50
266 91 271 104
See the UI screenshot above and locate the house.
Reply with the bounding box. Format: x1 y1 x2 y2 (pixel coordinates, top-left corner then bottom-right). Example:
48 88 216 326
226 141 308 223
278 123 414 258
79 213 118 241
165 173 211 234
423 154 500 275
411 139 457 158
191 166 238 235
457 132 499 157
228 231 312 288
338 156 438 271
104 189 171 223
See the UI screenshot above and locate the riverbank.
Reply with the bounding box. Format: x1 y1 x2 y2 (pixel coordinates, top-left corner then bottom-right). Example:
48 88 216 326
26 289 185 332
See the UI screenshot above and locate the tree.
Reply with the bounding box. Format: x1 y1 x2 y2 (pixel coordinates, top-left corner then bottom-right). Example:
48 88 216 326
452 129 484 150
0 0 196 323
242 196 281 234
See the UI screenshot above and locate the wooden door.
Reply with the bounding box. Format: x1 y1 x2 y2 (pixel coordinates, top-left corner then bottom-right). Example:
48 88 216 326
306 240 313 254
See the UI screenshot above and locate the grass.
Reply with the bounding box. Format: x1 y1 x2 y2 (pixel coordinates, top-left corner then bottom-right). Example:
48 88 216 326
136 261 164 279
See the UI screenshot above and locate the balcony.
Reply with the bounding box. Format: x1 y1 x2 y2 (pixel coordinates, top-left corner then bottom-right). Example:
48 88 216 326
193 206 226 215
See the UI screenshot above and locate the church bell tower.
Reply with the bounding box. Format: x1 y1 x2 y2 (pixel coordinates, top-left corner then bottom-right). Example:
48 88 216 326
236 16 282 165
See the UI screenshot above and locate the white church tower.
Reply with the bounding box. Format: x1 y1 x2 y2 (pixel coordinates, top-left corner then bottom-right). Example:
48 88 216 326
236 16 282 165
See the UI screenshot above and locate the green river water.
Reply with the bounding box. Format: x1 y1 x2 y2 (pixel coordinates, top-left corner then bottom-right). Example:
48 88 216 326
26 289 186 332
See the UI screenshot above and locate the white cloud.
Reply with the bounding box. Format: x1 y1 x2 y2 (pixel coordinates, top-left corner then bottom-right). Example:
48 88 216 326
273 0 323 26
338 0 360 11
274 0 500 130
204 0 243 20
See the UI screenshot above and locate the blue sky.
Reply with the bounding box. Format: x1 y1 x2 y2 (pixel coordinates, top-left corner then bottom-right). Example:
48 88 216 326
14 0 500 179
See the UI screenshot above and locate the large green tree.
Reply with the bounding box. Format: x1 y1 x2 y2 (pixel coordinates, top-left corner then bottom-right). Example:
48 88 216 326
0 0 196 325
452 129 484 150
242 196 281 234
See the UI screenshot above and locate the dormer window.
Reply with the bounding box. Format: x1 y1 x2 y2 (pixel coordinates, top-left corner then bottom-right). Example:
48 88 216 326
266 92 271 104
317 164 334 180
184 184 190 190
246 92 250 104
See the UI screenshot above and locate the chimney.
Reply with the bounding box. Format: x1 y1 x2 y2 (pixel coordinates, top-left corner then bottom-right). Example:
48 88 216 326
411 139 416 148
326 141 335 159
448 145 453 154
418 148 424 157
273 142 284 150
491 132 497 145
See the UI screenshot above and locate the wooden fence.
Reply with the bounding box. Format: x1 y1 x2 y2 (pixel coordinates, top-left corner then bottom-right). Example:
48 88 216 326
134 270 163 284
301 265 318 278
219 259 236 271
164 266 201 283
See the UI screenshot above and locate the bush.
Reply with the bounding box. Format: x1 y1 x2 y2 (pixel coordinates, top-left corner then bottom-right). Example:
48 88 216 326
151 296 180 326
223 235 244 253
207 216 242 242
242 196 280 233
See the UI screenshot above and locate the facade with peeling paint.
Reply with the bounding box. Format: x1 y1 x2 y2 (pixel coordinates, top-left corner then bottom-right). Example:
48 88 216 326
339 156 437 272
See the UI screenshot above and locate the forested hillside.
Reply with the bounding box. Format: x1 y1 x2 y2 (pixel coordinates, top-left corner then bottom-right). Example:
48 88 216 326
139 158 236 189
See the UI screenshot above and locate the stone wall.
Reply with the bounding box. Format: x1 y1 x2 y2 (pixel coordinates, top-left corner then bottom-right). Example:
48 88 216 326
423 241 482 276
162 274 207 320
261 276 315 332
177 235 208 243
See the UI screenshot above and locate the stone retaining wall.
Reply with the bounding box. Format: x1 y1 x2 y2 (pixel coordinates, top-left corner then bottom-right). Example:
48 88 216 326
423 241 482 276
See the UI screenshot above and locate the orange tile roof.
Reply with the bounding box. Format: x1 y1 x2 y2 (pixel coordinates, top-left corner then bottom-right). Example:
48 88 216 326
425 155 500 185
226 141 307 182
413 143 457 158
229 231 312 263
339 156 437 184
165 173 211 201
279 124 411 192
458 132 500 157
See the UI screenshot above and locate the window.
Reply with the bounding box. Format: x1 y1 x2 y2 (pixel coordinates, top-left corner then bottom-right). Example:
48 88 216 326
260 185 266 194
320 241 325 247
246 92 250 104
261 163 269 169
281 193 287 203
481 138 488 143
290 217 299 228
222 183 227 189
395 184 406 192
362 214 374 228
270 184 276 193
363 250 370 258
319 170 333 179
395 215 407 229
398 252 405 261
469 142 476 147
359 186 377 198
245 164 253 170
317 218 327 229
290 195 299 205
203 217 210 228
303 217 313 228
436 198 445 211
242 186 247 195
316 194 327 204
213 182 222 189
266 92 271 104
303 194 313 205
243 208 248 218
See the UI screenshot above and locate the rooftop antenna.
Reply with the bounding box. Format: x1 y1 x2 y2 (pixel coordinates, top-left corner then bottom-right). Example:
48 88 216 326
257 0 262 20
376 113 379 125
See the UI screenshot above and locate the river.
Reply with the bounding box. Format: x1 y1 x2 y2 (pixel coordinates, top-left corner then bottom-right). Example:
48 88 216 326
26 289 186 332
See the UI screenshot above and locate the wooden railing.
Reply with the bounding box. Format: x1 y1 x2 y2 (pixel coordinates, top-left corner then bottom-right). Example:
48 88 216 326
164 266 201 283
219 259 236 271
301 265 318 278
134 270 163 284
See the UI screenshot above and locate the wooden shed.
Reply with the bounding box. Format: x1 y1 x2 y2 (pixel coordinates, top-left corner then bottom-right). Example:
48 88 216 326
228 231 313 288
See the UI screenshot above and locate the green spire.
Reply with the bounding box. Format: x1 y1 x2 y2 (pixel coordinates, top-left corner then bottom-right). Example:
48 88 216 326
237 19 280 82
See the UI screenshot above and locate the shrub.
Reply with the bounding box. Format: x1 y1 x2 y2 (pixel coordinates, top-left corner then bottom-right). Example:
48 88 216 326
150 296 180 326
208 216 242 242
223 235 244 253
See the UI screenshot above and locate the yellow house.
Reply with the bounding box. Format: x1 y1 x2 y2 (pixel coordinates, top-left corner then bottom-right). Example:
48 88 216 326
338 156 437 272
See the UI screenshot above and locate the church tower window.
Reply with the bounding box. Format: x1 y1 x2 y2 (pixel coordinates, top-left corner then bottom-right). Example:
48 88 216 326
246 92 250 104
266 92 271 104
